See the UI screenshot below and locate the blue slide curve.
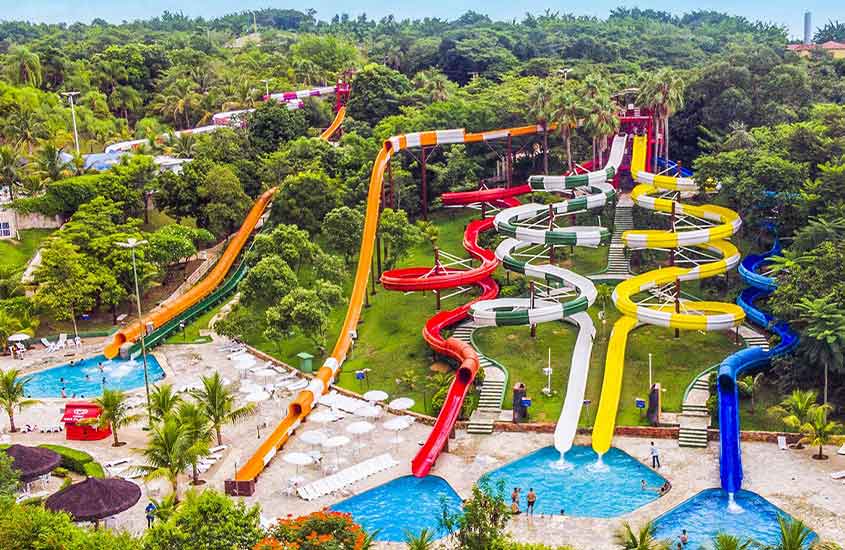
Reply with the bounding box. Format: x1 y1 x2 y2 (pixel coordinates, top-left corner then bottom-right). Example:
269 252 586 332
717 223 799 494
656 156 693 177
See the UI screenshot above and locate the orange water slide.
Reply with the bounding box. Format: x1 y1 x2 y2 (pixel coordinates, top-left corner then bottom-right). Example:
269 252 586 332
103 187 277 359
319 106 346 141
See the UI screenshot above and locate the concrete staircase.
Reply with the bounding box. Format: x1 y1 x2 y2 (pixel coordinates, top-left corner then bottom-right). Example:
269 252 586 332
677 324 771 448
450 322 507 435
605 198 634 279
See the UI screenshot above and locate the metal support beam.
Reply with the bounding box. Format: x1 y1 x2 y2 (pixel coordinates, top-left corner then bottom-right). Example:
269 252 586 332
421 145 428 220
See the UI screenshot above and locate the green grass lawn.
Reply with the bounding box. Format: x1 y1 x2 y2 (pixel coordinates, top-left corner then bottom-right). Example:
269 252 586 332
163 300 225 344
0 229 54 271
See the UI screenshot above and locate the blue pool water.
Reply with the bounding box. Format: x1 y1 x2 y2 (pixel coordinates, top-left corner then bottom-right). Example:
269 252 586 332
482 446 666 517
654 488 815 547
23 354 165 398
331 475 463 541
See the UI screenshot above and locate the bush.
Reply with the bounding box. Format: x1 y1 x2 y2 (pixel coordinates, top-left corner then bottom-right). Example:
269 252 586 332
52 467 70 477
38 444 103 477
258 510 371 550
83 461 106 478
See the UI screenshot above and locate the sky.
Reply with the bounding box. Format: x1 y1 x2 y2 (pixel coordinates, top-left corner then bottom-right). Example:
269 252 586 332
2 1 841 40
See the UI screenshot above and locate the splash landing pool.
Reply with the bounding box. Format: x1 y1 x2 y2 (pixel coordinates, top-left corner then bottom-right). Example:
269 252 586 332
653 488 815 547
481 446 666 517
331 475 462 541
23 354 165 398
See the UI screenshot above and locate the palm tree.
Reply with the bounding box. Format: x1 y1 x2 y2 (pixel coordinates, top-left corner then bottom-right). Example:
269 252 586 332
707 532 752 550
529 81 555 174
0 369 40 432
93 389 143 447
793 216 845 252
167 133 197 158
767 250 816 276
176 401 213 486
795 295 845 404
413 70 451 103
637 69 685 169
767 516 828 550
191 372 256 446
4 105 48 155
405 527 436 550
552 89 584 172
0 145 25 202
136 416 193 500
149 383 183 423
767 390 818 448
585 97 620 166
4 45 42 88
108 85 143 121
30 142 69 184
737 373 763 414
799 404 841 460
614 520 670 550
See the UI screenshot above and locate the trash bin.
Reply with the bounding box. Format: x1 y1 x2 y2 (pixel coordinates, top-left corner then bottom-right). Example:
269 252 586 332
296 352 314 374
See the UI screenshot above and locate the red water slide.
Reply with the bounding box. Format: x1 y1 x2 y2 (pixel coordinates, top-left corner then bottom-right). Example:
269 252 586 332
382 192 527 476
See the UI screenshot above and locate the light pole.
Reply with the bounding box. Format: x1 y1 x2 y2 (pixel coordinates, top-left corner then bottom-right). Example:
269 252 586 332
61 91 81 155
260 79 270 98
117 237 152 427
648 353 653 388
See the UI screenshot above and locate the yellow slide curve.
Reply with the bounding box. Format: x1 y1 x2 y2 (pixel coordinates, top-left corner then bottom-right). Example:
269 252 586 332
319 106 346 141
591 134 745 456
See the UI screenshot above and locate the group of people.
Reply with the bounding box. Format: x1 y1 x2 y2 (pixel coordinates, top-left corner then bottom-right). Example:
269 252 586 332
510 487 538 515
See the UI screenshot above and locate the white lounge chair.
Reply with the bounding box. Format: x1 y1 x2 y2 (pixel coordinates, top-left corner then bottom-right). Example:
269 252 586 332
777 436 788 450
837 443 845 456
830 471 845 480
56 333 67 349
41 338 56 353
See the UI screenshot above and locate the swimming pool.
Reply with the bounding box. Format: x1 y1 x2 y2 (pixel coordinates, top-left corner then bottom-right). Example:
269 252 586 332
653 488 815 547
481 446 666 517
23 354 166 398
331 475 463 542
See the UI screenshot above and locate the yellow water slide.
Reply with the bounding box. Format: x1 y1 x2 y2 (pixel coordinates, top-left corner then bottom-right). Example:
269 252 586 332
319 106 346 141
591 135 745 456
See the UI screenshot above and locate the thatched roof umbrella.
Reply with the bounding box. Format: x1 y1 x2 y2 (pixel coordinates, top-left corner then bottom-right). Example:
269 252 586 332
3 444 61 483
45 477 141 524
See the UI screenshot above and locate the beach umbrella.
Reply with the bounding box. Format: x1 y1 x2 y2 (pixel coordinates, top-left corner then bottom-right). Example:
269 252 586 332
245 391 270 403
354 404 381 419
3 444 61 483
322 435 351 465
309 410 336 424
7 333 30 343
299 430 329 446
388 397 415 411
45 477 141 524
346 421 375 454
362 390 388 403
282 451 313 474
383 417 413 445
252 368 277 384
234 362 253 379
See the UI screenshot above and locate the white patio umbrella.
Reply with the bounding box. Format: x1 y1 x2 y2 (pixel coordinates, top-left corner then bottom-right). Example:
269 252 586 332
346 421 375 455
322 435 351 465
362 390 388 403
282 451 313 474
354 404 381 419
383 417 413 445
253 368 277 385
309 410 337 425
235 354 257 366
388 397 415 412
299 429 329 446
245 391 270 403
234 362 253 379
7 333 30 343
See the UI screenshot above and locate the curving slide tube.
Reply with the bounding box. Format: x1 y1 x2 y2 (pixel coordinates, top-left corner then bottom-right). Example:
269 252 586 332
717 223 799 496
319 106 346 141
469 134 628 459
592 134 745 459
231 124 552 492
103 187 277 359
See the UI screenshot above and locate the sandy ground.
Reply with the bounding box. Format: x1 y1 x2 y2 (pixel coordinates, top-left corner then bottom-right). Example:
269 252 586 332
2 342 843 548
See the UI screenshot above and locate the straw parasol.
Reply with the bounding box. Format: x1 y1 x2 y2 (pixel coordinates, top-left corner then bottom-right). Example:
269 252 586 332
45 477 141 523
3 444 61 483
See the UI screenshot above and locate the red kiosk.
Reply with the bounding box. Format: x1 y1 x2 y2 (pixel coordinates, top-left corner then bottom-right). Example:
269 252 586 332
61 402 111 441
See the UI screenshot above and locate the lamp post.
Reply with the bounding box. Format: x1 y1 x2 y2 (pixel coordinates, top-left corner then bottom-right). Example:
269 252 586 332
648 353 653 388
260 79 270 98
117 237 152 427
61 91 81 155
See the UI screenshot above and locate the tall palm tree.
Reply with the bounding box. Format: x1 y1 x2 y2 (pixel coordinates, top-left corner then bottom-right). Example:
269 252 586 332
5 105 48 155
767 389 818 448
637 70 685 169
136 416 193 501
0 369 40 433
585 97 620 166
4 45 42 88
0 145 25 202
615 520 670 550
799 404 841 460
707 532 752 550
92 389 143 447
528 81 555 174
413 70 451 103
176 401 213 486
30 142 69 184
108 85 143 121
149 383 183 422
191 372 256 446
767 515 840 550
738 373 764 414
795 295 845 404
552 89 584 172
0 309 33 352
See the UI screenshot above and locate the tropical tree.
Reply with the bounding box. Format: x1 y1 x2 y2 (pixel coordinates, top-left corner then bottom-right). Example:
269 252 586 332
92 389 143 447
108 85 142 121
614 520 670 550
768 515 840 550
30 143 69 184
176 401 213 486
5 105 48 155
0 145 25 202
737 373 764 413
707 532 752 550
799 404 842 460
405 527 436 550
637 69 685 168
552 89 584 172
528 81 554 174
136 416 194 500
0 309 30 353
149 383 183 422
0 369 40 432
767 390 819 448
795 295 845 404
585 97 620 166
190 372 256 445
3 45 42 88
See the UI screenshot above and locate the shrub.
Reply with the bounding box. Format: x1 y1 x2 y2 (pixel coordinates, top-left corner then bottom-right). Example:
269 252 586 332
52 467 70 477
83 461 106 478
257 510 372 550
38 444 104 477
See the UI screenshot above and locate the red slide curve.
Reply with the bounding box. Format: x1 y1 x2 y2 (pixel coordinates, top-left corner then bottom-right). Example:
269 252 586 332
382 193 526 476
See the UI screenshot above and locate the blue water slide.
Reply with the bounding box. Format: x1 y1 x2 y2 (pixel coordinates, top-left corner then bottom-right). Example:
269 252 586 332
656 157 694 177
717 224 799 494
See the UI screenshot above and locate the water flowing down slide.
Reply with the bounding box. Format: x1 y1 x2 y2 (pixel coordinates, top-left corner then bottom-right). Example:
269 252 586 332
103 187 277 359
717 223 799 495
592 134 745 457
230 124 550 491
